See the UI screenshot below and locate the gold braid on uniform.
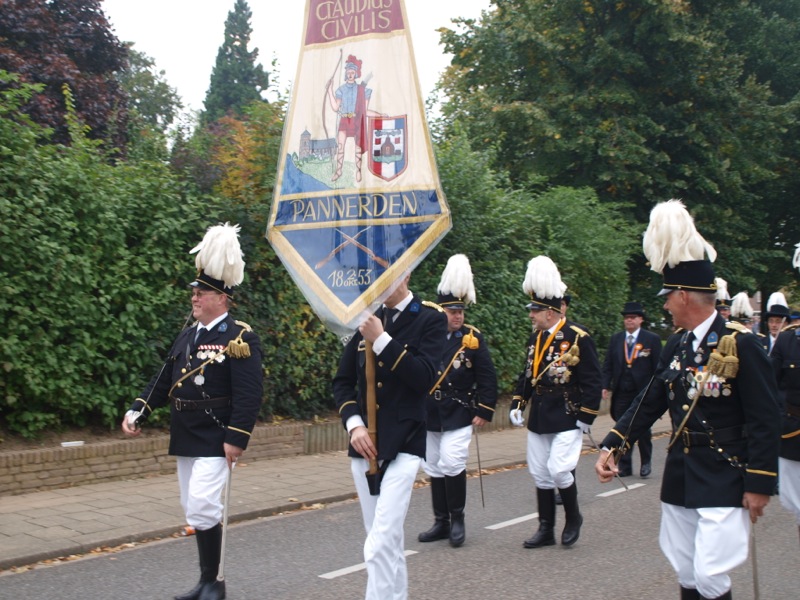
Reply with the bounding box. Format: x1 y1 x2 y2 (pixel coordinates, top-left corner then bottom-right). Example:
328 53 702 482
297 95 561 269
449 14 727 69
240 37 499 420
422 300 445 312
559 325 584 366
707 321 749 379
226 320 253 359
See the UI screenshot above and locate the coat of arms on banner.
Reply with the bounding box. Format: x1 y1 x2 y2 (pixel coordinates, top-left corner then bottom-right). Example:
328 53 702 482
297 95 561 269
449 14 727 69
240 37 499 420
368 116 407 181
267 0 451 337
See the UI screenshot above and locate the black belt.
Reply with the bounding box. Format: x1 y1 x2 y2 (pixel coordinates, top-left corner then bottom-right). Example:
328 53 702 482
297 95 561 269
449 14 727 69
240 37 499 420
433 389 473 401
680 425 746 448
786 404 800 418
172 397 231 411
535 385 577 396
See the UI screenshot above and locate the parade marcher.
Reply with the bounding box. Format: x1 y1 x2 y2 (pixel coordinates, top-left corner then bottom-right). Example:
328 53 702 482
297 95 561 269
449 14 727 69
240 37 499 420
595 200 780 600
728 292 754 326
509 256 602 548
601 301 662 478
419 255 498 548
122 223 264 600
764 291 791 355
714 278 731 322
333 272 447 600
771 299 800 545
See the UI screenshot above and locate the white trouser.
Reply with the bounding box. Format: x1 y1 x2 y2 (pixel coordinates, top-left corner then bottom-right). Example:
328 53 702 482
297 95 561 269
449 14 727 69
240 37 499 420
422 426 472 477
659 502 749 598
351 453 421 600
176 456 228 530
779 457 800 524
526 429 582 489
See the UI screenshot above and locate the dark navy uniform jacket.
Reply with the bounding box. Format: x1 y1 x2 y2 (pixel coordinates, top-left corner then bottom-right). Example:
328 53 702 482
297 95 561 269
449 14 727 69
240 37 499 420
131 315 264 457
333 296 447 461
603 314 780 508
771 323 800 461
426 324 498 431
602 328 662 419
511 320 603 434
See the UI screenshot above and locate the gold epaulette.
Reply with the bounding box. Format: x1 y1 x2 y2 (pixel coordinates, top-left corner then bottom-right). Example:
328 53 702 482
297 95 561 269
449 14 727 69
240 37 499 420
725 321 752 335
465 324 481 334
422 300 445 312
570 325 588 337
783 322 800 332
226 320 253 359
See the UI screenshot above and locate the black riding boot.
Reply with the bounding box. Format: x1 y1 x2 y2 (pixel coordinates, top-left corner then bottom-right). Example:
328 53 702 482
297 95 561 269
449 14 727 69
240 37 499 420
445 470 467 547
418 477 450 542
175 523 225 600
523 488 556 548
559 482 583 546
680 586 700 599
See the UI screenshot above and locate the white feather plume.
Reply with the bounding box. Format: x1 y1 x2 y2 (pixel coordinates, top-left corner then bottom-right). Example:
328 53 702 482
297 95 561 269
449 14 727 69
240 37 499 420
437 254 476 305
522 256 566 299
793 242 800 271
190 222 245 288
730 291 753 319
642 199 716 274
766 292 788 310
714 278 730 302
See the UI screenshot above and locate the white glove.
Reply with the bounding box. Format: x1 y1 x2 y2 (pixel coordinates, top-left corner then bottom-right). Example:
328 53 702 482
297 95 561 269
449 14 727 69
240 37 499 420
576 420 591 434
510 408 525 427
126 409 143 429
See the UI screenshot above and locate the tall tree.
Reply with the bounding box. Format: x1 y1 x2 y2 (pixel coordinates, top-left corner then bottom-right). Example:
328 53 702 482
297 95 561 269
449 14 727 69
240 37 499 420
116 45 182 161
0 0 128 147
438 0 797 296
202 0 269 124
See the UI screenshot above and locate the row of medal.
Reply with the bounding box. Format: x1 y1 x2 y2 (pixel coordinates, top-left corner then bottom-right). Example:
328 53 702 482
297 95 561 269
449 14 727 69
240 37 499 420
193 345 227 386
452 349 472 370
674 369 732 400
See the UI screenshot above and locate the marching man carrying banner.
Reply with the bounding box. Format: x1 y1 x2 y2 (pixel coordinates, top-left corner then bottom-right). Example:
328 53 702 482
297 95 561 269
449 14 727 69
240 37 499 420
267 2 451 598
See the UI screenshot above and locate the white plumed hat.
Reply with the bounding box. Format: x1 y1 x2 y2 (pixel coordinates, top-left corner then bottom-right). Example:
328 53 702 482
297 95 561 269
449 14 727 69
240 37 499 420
642 199 717 296
522 255 566 311
189 223 245 297
437 254 476 309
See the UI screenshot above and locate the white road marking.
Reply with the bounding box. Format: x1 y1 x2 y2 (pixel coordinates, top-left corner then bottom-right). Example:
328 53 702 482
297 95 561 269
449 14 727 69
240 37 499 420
485 513 539 530
597 482 646 497
319 550 418 579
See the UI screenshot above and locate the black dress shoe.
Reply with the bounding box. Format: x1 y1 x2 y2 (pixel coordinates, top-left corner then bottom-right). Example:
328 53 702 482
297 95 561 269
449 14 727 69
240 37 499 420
640 463 651 478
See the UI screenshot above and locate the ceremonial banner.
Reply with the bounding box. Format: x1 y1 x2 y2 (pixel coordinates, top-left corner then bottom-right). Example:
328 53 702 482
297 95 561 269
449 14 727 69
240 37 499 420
267 0 451 338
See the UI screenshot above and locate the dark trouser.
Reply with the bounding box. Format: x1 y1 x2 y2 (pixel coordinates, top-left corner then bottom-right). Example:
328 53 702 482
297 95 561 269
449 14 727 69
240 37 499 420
681 586 732 600
617 428 652 471
613 390 652 471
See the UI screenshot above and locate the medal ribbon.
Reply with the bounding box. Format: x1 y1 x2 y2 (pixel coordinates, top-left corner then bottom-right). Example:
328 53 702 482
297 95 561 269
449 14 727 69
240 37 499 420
532 319 566 379
624 337 639 366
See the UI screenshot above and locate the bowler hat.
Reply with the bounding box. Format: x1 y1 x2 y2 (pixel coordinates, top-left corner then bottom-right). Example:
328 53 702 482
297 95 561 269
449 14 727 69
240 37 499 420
621 301 645 316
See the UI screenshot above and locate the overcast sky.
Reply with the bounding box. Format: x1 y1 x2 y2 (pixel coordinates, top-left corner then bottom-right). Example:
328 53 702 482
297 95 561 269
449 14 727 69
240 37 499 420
102 0 491 114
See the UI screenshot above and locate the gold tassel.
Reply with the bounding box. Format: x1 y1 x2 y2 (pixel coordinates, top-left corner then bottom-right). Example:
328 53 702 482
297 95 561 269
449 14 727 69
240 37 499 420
561 342 580 366
707 334 739 378
226 333 251 359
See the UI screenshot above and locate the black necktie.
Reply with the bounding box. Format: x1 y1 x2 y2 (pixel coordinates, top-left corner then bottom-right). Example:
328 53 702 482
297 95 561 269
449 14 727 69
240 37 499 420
383 308 398 327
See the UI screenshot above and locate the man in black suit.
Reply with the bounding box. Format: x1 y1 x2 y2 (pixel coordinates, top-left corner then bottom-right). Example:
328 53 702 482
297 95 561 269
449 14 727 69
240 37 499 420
333 272 447 600
122 224 263 600
601 301 662 478
596 200 780 600
771 312 800 545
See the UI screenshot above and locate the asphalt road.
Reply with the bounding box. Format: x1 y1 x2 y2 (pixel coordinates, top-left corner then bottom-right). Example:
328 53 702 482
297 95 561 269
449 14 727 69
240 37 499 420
1 437 797 599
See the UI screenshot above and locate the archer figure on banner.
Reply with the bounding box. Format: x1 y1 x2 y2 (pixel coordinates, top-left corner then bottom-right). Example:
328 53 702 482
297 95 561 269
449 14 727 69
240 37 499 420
326 54 379 184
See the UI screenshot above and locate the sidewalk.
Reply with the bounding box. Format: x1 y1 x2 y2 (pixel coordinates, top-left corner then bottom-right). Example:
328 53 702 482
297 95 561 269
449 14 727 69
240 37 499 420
0 413 672 571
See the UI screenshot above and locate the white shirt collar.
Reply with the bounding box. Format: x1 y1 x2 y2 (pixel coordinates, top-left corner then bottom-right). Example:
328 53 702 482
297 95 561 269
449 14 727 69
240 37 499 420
197 312 228 332
689 311 717 352
386 292 413 314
